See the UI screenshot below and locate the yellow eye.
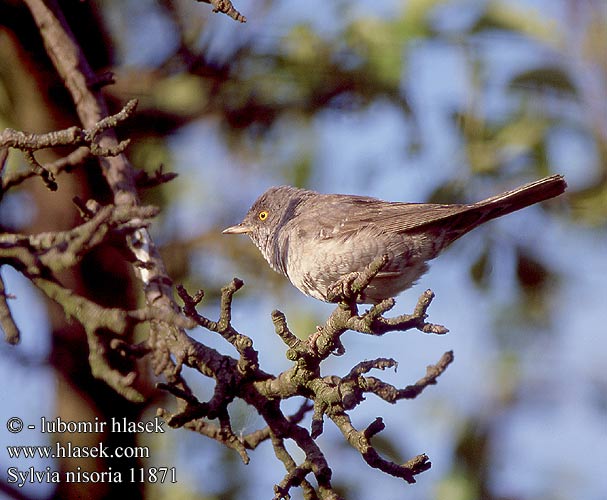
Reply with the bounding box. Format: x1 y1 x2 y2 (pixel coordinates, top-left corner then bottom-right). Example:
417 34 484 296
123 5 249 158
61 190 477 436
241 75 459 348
258 210 269 221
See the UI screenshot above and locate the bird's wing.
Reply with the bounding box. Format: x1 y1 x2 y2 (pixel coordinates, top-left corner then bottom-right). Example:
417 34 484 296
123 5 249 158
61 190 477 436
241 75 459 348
315 196 470 236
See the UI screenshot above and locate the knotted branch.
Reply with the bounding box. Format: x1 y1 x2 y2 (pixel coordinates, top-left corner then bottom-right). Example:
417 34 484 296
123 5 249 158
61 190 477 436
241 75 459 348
330 411 431 484
361 351 454 402
177 280 259 373
0 99 137 192
301 257 448 362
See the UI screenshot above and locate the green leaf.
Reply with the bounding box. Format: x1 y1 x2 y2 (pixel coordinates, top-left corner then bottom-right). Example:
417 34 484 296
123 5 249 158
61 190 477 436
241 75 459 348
469 1 560 44
515 247 550 291
427 179 466 204
469 244 491 290
509 67 578 96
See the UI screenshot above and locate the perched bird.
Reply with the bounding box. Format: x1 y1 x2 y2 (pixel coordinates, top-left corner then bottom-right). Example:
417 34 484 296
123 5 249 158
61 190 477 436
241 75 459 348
223 175 567 303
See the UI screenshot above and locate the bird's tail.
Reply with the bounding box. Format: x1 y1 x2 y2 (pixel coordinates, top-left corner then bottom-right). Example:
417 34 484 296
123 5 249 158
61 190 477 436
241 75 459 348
444 174 567 241
472 174 566 218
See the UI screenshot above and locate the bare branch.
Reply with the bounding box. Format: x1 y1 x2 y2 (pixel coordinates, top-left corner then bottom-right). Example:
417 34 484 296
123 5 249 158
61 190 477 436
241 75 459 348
0 100 136 192
134 166 179 189
273 458 317 500
197 0 247 22
360 351 454 402
23 150 56 191
0 147 8 176
0 273 20 345
23 3 181 382
177 282 259 373
0 100 135 151
0 204 158 274
241 400 313 450
329 410 430 484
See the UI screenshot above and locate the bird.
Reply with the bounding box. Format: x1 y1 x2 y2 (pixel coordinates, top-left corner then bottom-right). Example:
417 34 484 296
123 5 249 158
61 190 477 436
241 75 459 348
223 175 567 304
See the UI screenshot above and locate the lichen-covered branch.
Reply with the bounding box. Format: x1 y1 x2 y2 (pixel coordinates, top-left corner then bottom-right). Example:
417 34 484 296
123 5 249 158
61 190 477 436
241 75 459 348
0 99 136 192
359 350 455 402
0 203 158 275
23 1 180 358
170 263 453 495
177 280 259 373
330 410 431 484
0 196 188 400
267 256 448 371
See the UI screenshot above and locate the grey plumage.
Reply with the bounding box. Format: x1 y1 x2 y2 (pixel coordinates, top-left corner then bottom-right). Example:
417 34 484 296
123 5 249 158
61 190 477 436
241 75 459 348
223 175 567 303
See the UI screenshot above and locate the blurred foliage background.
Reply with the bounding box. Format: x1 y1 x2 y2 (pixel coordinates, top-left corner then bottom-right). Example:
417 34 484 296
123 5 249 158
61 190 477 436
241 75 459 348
1 0 605 499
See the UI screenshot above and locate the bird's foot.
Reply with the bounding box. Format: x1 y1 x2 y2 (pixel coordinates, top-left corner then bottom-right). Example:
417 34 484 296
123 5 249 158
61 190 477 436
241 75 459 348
326 272 360 303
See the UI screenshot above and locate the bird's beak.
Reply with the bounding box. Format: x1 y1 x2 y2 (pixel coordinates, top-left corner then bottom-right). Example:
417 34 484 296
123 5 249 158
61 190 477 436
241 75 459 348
222 223 253 235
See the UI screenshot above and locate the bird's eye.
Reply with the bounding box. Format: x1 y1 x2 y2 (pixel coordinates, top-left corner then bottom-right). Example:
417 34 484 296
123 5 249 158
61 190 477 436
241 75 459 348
258 210 269 221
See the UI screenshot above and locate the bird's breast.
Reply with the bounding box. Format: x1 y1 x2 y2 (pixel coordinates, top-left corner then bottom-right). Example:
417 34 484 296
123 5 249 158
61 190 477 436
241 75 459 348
281 225 440 302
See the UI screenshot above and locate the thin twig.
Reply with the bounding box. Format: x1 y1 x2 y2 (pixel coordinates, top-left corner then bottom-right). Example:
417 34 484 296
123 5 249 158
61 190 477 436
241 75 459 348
197 0 247 22
0 273 20 345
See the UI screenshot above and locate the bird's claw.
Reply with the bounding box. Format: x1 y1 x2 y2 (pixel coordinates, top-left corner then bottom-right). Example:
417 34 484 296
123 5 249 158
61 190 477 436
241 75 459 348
326 272 360 303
